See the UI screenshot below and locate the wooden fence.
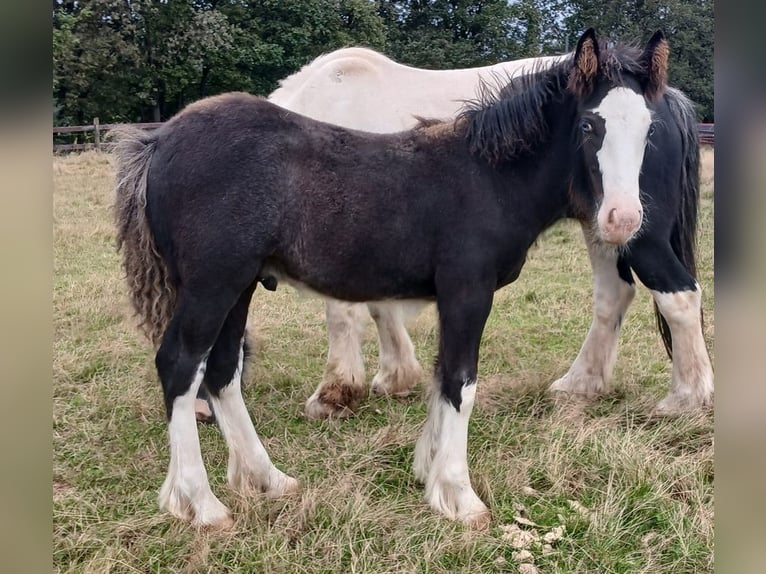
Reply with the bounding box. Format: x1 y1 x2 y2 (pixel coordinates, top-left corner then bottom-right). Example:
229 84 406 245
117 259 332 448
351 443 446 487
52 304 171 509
53 119 163 153
53 118 715 153
697 123 714 146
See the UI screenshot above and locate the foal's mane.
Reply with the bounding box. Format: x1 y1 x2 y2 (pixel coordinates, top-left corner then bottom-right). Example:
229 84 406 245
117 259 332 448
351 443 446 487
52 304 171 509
459 42 651 165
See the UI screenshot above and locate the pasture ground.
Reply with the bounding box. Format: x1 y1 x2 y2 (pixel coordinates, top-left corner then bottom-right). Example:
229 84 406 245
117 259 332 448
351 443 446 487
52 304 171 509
53 148 714 573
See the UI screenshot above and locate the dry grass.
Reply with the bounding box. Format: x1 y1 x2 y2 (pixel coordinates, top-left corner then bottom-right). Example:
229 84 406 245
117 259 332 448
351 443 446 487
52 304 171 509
53 150 714 573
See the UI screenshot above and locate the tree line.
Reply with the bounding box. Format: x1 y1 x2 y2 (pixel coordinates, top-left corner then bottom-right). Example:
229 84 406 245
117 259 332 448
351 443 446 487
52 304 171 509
53 0 713 126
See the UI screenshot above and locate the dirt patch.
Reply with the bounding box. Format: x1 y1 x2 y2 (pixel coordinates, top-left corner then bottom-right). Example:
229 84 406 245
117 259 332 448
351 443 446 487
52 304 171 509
53 480 74 501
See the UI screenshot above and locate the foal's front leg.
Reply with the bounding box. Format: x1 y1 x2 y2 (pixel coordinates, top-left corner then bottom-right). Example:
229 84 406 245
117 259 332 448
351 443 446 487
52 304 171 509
550 224 635 397
414 279 493 527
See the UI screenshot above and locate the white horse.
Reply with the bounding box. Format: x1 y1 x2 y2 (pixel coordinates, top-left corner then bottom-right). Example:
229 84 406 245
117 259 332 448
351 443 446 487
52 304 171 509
252 47 711 420
267 48 565 419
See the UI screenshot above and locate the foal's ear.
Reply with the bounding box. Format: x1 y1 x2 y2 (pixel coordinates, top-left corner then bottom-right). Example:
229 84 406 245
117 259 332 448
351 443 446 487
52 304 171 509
641 30 669 101
568 28 601 97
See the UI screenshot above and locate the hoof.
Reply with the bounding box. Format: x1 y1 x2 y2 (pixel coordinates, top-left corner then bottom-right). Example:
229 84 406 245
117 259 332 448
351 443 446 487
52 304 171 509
229 464 300 500
304 392 357 419
463 507 492 530
267 473 301 499
160 481 232 528
193 511 235 531
653 392 713 417
549 372 605 398
425 478 490 528
195 398 216 424
304 379 366 420
371 365 422 396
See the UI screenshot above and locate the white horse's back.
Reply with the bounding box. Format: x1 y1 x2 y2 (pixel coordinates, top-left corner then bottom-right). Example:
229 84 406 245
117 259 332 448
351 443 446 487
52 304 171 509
269 47 568 132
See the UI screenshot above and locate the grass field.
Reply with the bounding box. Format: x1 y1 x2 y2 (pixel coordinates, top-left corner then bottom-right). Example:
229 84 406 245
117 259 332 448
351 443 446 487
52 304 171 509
53 148 714 573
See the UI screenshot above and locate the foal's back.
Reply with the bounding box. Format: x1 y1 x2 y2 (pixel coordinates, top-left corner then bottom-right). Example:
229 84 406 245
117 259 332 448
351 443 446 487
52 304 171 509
145 92 496 302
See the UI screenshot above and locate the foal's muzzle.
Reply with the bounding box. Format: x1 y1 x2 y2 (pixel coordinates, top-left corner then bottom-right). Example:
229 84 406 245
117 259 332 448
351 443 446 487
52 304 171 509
597 194 643 244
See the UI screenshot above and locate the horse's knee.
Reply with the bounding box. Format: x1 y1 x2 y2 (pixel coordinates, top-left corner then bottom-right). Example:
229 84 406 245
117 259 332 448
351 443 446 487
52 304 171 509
155 322 214 417
592 280 635 324
628 240 697 295
653 285 702 329
326 300 365 331
204 340 245 396
439 368 477 412
158 354 208 418
367 302 383 321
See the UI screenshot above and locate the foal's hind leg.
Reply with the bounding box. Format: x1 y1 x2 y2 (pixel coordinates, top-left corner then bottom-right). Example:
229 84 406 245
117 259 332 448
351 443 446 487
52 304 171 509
156 295 234 528
206 285 299 498
368 301 424 396
305 300 367 419
550 225 635 397
629 241 714 414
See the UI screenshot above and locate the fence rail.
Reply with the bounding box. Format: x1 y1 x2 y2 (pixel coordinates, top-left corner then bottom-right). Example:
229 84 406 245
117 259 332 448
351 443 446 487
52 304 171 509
52 122 163 135
53 118 715 153
53 119 163 153
697 123 714 146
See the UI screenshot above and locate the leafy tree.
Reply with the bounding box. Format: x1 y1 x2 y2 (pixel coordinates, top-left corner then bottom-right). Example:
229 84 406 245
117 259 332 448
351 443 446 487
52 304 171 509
563 0 714 121
52 0 713 123
377 0 548 69
53 0 144 124
53 0 387 122
225 0 387 96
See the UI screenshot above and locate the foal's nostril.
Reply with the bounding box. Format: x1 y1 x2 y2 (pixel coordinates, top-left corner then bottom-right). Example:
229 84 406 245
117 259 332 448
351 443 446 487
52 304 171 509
608 208 617 225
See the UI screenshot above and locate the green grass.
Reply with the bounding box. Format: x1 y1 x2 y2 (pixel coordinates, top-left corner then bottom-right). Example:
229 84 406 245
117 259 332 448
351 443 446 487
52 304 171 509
53 149 714 573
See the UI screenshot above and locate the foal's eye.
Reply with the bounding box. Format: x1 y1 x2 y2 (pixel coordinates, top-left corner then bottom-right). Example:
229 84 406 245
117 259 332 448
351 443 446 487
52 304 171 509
580 119 593 134
648 123 657 137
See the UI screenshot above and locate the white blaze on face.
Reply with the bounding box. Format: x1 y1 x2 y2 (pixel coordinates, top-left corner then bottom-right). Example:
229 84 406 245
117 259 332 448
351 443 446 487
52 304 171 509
593 87 652 244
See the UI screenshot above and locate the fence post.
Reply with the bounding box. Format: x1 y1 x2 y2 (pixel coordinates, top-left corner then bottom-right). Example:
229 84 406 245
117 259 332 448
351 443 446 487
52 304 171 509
94 117 100 151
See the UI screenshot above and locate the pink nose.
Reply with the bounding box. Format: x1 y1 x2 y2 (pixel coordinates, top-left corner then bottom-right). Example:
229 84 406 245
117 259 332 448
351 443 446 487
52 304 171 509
598 200 643 244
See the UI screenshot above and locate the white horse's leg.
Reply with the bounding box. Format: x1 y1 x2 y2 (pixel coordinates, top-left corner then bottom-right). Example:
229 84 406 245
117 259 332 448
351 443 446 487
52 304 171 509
414 381 489 527
550 226 635 396
305 300 368 419
159 358 232 528
368 301 423 396
651 285 714 414
209 343 300 497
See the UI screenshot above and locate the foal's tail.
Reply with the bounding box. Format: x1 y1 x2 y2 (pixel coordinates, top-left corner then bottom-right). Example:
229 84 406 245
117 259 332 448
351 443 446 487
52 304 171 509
111 126 175 348
654 87 701 358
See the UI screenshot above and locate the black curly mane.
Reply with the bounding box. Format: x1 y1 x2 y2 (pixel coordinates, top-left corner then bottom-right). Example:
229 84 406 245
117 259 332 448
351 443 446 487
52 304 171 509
459 42 654 164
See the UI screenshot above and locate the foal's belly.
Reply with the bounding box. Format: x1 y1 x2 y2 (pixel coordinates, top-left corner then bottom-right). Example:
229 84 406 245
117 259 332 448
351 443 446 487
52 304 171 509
260 260 436 303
